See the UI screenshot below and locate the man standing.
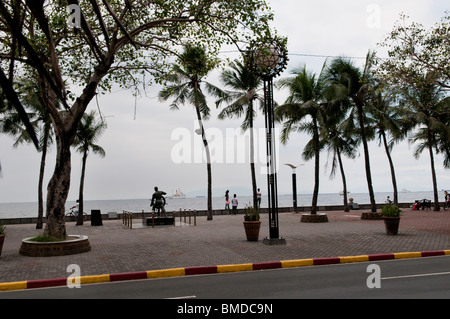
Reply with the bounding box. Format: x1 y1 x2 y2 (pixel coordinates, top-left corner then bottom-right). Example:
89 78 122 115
231 194 238 215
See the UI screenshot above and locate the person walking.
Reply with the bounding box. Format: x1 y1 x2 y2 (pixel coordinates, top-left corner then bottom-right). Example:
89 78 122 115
231 194 238 215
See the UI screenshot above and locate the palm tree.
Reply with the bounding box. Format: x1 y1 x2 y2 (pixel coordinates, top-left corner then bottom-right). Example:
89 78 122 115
0 79 54 229
320 100 359 212
276 65 327 214
324 54 377 212
159 44 217 220
366 85 407 205
215 59 263 209
72 111 106 225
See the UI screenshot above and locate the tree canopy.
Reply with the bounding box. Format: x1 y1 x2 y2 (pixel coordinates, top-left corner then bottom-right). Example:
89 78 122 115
0 0 275 238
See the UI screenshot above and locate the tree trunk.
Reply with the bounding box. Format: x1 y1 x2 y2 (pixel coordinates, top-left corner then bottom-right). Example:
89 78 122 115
356 103 376 212
36 122 50 229
42 56 110 238
195 105 213 220
311 118 320 214
427 128 440 211
337 149 349 212
249 101 258 210
44 130 72 239
381 131 398 204
77 147 88 225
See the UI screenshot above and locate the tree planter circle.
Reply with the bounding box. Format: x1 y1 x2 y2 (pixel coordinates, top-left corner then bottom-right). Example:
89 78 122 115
243 221 261 241
19 235 91 257
383 217 400 235
301 213 328 223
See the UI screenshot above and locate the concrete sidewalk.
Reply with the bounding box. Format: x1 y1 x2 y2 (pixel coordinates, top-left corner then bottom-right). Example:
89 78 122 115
0 209 449 289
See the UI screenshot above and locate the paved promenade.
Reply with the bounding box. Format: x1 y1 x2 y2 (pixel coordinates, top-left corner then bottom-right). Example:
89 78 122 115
0 209 449 288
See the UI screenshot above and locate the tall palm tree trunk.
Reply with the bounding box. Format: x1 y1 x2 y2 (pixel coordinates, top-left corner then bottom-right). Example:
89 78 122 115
356 103 376 212
381 131 398 204
195 106 213 220
337 149 350 212
77 147 88 225
427 128 440 211
311 118 320 214
249 101 258 210
36 122 50 229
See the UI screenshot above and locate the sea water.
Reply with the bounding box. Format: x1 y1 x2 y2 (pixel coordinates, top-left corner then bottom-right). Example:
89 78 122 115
0 191 440 219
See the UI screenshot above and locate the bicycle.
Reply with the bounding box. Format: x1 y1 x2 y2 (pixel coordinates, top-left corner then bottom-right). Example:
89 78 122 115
65 207 88 221
413 199 431 210
444 199 450 210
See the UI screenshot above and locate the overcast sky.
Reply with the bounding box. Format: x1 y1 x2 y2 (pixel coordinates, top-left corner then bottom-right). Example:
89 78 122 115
1 0 449 203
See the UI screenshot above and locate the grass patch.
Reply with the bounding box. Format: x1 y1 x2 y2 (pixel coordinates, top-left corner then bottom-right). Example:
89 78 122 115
28 234 66 242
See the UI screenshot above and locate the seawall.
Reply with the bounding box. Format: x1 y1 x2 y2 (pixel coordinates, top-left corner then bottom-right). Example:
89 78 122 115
0 202 419 225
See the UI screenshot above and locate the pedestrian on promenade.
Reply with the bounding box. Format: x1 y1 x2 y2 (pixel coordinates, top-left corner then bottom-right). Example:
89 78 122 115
225 190 230 210
231 194 238 215
257 188 262 208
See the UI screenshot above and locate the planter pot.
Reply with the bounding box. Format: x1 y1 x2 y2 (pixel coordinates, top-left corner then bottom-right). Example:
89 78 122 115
0 234 4 257
383 216 400 235
243 221 261 241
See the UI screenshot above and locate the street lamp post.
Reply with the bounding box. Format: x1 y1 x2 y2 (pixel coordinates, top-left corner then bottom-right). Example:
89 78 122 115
247 37 288 245
284 164 304 213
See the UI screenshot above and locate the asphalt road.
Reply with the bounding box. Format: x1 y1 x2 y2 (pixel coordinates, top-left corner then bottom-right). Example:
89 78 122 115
1 256 449 301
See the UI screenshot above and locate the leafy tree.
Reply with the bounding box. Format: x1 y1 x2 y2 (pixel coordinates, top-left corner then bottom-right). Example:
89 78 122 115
72 111 106 225
379 13 450 90
379 13 450 172
159 44 218 220
379 13 450 210
215 59 263 209
397 72 448 211
0 1 273 238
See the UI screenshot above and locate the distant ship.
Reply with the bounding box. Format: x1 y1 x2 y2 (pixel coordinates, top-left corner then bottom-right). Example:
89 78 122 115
168 189 185 199
339 190 350 195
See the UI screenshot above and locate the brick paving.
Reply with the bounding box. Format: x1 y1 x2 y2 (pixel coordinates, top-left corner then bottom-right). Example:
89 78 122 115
0 209 449 284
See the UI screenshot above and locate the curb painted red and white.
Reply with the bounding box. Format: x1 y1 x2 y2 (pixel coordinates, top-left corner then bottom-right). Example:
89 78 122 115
1 249 449 292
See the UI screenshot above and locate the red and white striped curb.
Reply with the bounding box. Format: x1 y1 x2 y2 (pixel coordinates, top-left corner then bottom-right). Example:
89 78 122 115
1 250 449 292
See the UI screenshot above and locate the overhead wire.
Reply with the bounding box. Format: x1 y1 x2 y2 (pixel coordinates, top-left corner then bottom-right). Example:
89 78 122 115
219 50 388 60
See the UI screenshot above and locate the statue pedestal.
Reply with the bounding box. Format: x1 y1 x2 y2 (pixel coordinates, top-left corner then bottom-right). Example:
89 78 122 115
143 217 174 227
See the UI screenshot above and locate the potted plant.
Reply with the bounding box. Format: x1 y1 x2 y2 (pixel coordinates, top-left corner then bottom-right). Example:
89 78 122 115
381 204 402 235
0 222 5 257
243 205 261 241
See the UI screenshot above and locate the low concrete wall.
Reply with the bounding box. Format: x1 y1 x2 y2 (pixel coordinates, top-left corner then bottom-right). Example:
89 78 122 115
0 202 420 225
